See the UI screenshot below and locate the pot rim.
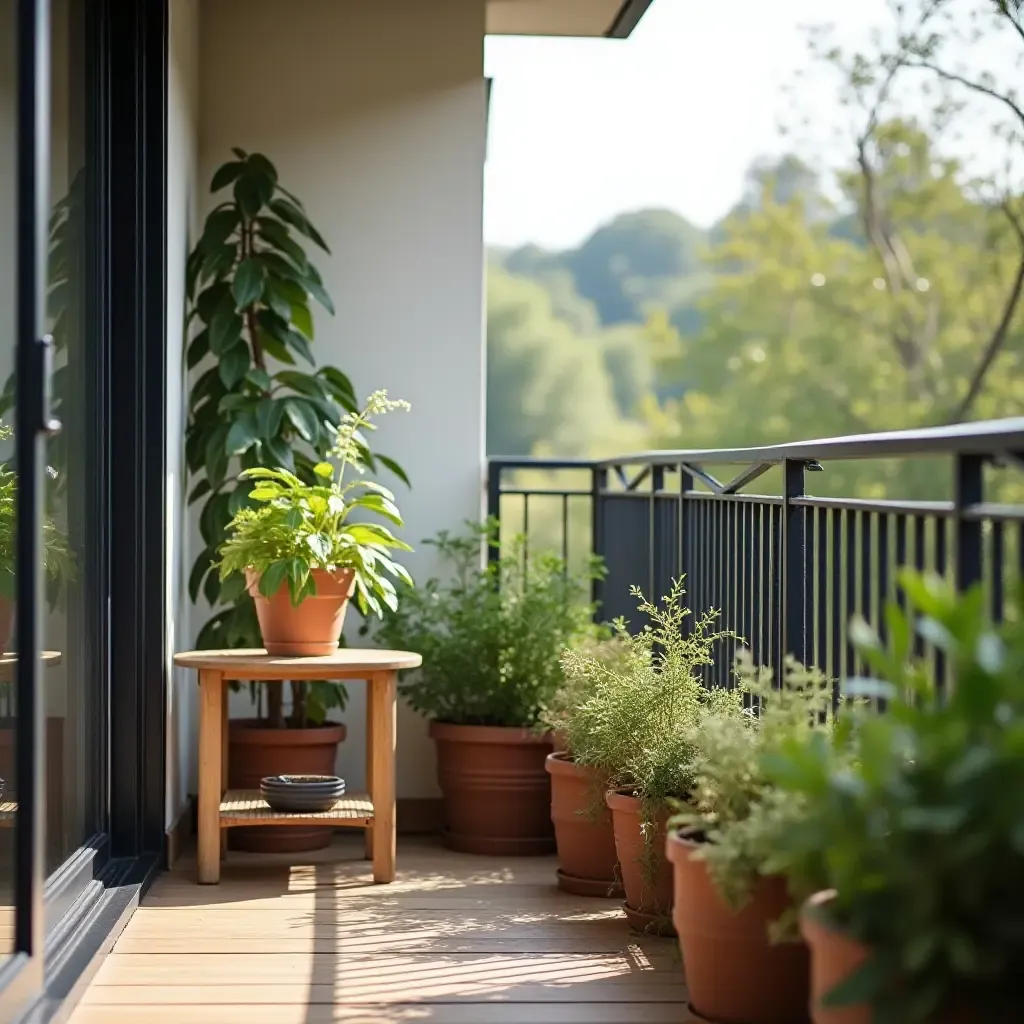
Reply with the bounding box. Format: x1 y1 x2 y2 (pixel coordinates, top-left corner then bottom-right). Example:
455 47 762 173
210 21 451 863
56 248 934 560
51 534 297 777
800 889 842 931
245 566 355 600
545 751 598 777
429 721 554 744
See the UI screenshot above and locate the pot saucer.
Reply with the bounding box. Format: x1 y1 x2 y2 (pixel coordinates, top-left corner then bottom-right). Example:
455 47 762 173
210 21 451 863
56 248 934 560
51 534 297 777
556 868 623 898
622 901 675 937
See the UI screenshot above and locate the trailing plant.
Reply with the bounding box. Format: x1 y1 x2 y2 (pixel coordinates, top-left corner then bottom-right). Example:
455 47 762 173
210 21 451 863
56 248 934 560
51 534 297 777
560 579 741 817
378 521 603 728
215 392 411 727
668 650 833 930
184 150 408 653
763 569 1024 1022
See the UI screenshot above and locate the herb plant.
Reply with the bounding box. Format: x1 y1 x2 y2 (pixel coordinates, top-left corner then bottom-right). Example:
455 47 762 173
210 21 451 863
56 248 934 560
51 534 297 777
560 580 740 818
216 391 412 615
379 521 602 728
763 569 1024 1022
185 150 407 652
669 650 833 925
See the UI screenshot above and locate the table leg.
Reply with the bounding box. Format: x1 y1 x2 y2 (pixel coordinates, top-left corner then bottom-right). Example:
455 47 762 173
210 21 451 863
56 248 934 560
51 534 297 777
363 679 374 860
197 670 224 884
221 683 229 860
369 670 396 883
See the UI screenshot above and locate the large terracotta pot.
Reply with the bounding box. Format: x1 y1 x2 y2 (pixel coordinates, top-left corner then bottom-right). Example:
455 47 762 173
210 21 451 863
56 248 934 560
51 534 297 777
668 830 810 1023
546 753 622 897
246 567 354 657
430 722 555 855
605 788 674 935
228 719 346 853
801 891 988 1024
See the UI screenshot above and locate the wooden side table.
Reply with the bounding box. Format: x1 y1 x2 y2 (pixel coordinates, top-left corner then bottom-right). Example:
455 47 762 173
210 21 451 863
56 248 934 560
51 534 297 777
172 648 421 885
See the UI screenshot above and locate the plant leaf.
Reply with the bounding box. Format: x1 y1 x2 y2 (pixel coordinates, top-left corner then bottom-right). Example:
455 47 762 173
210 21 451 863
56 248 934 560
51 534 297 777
218 342 251 389
232 257 266 309
210 161 245 192
225 411 259 456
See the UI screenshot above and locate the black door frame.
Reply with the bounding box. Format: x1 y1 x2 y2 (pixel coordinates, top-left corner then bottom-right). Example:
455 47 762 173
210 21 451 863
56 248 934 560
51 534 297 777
0 0 168 1019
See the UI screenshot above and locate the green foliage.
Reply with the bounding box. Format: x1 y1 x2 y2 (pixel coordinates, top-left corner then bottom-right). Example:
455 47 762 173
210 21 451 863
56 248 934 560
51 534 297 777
379 521 602 728
763 570 1024 1021
0 423 73 601
668 651 833 924
185 150 409 655
217 391 412 615
561 580 740 813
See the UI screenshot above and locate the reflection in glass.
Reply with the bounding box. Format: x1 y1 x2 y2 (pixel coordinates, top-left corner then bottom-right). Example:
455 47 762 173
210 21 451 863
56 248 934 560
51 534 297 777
0 0 16 959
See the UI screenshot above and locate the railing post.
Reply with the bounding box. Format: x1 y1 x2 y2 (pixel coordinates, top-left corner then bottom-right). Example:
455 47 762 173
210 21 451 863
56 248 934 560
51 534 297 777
649 465 664 599
679 465 693 636
782 459 808 667
486 461 501 569
953 453 983 593
591 465 608 618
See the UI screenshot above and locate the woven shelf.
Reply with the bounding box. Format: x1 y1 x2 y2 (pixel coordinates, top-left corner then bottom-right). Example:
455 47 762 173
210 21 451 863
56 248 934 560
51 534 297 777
219 789 373 829
0 802 15 829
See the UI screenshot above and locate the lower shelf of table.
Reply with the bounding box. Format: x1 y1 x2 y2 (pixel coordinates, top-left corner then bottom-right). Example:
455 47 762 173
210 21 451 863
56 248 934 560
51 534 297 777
219 789 374 828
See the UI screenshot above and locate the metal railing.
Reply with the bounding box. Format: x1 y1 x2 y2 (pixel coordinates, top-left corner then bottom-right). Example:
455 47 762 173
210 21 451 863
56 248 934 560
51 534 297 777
487 419 1024 690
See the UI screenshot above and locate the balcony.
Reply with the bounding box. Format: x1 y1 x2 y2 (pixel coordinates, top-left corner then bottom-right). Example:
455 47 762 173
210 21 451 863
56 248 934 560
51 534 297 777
67 837 693 1024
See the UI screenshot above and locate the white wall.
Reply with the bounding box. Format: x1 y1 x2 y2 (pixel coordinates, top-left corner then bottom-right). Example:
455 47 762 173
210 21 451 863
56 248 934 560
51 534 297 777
181 0 488 800
166 0 201 824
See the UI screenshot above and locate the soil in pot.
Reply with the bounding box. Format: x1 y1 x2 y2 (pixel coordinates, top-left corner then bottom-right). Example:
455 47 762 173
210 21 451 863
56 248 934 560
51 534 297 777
668 830 809 1023
431 722 554 856
228 719 347 853
801 891 1002 1024
246 567 354 657
546 753 622 897
605 788 674 936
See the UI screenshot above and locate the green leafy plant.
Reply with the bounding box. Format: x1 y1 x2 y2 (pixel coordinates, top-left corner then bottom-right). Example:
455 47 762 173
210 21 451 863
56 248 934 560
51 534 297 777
378 521 602 728
668 650 833 928
561 580 740 814
0 423 73 601
217 391 412 613
763 569 1024 1021
184 149 408 652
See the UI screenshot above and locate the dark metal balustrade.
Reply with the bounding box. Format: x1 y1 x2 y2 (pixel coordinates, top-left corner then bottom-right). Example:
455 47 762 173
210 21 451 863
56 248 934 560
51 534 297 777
487 419 1024 690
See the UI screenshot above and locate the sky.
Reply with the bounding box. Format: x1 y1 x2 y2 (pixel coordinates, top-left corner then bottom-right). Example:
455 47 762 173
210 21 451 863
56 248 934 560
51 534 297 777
483 0 1017 250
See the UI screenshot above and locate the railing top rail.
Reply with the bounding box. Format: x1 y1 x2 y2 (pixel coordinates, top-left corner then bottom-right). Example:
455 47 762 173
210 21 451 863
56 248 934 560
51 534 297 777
593 418 1024 467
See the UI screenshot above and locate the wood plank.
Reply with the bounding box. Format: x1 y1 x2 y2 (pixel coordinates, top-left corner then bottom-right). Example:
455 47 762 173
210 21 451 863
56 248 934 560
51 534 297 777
173 649 422 678
70 1002 699 1023
220 790 373 828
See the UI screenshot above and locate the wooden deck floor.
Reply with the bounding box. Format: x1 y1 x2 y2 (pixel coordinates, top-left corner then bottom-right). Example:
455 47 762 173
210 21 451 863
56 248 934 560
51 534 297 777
68 836 695 1023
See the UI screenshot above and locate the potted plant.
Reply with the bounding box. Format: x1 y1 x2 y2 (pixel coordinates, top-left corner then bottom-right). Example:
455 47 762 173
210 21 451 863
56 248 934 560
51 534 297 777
764 570 1024 1024
665 650 831 1023
563 580 739 935
213 391 412 852
379 522 601 856
543 634 628 897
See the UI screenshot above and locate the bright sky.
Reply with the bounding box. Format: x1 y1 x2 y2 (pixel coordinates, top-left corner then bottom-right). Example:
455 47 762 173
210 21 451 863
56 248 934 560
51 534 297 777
483 0 1016 250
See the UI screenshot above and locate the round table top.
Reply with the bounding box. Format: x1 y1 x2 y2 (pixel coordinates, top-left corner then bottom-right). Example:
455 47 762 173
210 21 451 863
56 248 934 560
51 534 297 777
173 648 422 679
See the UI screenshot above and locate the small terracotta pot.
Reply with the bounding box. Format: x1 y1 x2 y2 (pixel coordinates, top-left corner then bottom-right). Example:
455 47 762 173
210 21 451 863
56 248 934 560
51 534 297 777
546 753 622 897
668 830 810 1023
0 598 13 654
605 788 674 935
228 719 346 853
246 567 354 657
801 891 983 1024
430 722 555 856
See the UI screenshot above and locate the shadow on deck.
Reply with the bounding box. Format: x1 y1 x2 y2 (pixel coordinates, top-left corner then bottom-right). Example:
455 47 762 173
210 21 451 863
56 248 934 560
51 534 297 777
68 836 694 1023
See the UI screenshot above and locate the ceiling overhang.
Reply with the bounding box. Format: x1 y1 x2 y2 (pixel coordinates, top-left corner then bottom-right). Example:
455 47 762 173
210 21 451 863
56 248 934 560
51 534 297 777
486 0 655 38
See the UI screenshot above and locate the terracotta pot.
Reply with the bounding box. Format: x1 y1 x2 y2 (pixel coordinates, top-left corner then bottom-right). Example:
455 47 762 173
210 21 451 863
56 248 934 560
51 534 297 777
605 788 674 935
668 830 810 1023
228 719 346 853
801 892 984 1024
430 722 555 856
0 598 12 654
246 567 355 656
546 753 622 897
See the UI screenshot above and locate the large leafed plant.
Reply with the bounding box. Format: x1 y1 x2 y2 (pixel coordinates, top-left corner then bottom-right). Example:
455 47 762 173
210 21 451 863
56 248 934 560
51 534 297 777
185 149 407 655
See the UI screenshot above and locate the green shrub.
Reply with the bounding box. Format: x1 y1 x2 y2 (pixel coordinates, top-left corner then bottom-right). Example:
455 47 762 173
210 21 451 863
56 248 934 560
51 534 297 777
763 569 1024 1021
379 521 602 728
669 650 833 928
